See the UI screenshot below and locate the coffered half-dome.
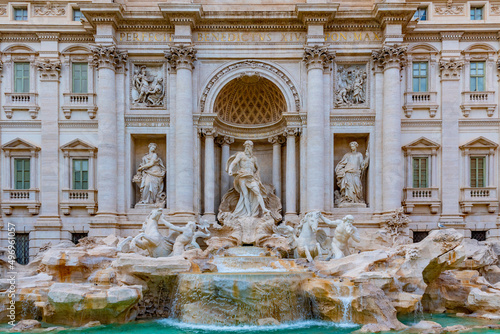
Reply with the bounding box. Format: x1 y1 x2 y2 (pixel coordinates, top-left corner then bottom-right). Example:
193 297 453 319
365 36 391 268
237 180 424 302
214 75 286 126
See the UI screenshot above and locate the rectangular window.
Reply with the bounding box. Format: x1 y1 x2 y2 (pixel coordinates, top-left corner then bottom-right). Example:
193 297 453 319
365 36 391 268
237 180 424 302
14 158 30 190
72 63 88 94
470 62 485 92
413 8 427 20
73 159 89 190
73 9 82 21
412 62 428 92
15 233 30 265
470 156 486 188
71 232 88 245
14 7 28 21
471 6 483 20
471 230 487 242
14 62 30 93
413 231 429 243
412 157 428 188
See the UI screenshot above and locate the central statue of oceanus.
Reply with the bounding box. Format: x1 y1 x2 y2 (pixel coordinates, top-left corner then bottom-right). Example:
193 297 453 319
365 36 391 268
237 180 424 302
227 140 270 218
215 140 282 246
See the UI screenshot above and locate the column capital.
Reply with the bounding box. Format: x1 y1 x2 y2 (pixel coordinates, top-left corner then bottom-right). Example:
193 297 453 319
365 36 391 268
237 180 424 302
91 45 128 71
199 127 217 137
36 59 61 81
216 136 234 146
284 127 301 137
303 45 335 71
439 58 464 80
165 45 197 71
268 135 285 145
371 44 407 70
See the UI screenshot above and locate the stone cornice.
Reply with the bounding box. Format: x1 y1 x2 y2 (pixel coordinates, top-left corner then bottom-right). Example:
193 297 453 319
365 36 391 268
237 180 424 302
91 45 128 71
158 4 203 27
372 3 418 29
295 4 339 25
79 3 124 29
165 45 197 71
440 31 464 41
303 45 335 71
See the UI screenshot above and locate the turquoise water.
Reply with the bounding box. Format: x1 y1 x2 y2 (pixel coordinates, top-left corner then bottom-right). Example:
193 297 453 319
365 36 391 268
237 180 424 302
0 315 499 333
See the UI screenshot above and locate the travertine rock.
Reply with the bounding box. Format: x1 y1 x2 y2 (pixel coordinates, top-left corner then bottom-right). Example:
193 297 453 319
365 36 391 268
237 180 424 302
45 283 142 326
8 319 41 332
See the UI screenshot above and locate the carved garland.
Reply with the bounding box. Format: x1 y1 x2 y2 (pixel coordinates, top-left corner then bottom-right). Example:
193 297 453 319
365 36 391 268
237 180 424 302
439 58 463 79
200 60 301 113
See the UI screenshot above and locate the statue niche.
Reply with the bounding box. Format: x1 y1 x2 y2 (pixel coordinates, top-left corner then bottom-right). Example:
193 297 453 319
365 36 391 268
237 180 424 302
132 65 165 107
213 140 283 248
133 143 166 208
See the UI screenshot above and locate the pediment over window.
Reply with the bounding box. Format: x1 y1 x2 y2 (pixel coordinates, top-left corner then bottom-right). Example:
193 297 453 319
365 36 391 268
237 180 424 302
2 44 37 54
60 138 97 154
1 138 40 152
403 137 440 153
460 136 498 150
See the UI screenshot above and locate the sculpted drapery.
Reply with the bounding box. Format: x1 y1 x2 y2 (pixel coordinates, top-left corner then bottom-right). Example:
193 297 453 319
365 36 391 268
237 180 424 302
136 143 166 205
335 141 369 204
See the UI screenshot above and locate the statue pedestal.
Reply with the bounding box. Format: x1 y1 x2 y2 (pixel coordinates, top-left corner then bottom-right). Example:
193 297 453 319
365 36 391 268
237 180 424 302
134 203 164 210
338 203 366 209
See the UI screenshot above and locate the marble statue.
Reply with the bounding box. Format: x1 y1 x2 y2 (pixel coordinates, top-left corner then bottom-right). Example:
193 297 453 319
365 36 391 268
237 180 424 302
132 65 164 106
335 65 367 107
162 220 211 256
133 143 166 207
335 141 369 206
227 140 269 217
324 214 360 259
125 208 172 258
294 211 330 262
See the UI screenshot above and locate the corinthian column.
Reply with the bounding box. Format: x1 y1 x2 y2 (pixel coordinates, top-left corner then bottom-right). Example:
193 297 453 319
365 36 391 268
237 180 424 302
35 60 62 239
201 128 217 221
439 58 464 222
372 45 406 212
217 136 234 197
285 128 300 218
269 135 285 199
303 46 334 212
91 45 127 220
165 46 197 217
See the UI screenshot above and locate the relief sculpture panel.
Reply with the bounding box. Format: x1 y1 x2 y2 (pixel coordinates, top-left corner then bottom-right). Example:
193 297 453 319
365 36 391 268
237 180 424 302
131 65 165 107
335 64 368 108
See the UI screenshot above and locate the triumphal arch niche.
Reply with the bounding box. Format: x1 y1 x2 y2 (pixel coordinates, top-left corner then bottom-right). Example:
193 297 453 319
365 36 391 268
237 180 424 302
198 60 303 223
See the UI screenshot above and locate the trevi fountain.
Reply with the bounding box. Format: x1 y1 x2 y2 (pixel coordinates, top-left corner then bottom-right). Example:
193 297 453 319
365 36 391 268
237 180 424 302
1 141 500 334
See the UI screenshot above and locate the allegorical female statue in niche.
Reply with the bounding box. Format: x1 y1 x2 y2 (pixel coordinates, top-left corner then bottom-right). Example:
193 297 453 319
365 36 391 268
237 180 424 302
335 141 369 205
133 143 166 206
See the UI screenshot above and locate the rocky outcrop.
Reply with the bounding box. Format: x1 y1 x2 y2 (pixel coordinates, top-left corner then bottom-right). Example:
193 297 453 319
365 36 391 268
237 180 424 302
304 278 407 330
44 283 142 326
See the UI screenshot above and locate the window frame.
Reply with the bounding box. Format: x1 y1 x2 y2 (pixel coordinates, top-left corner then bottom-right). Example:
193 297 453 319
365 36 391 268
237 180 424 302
413 7 428 21
412 61 429 92
71 62 89 94
14 62 30 93
470 61 485 92
72 158 89 190
470 6 484 20
412 156 429 188
72 8 82 22
14 157 31 190
13 7 28 21
470 155 487 188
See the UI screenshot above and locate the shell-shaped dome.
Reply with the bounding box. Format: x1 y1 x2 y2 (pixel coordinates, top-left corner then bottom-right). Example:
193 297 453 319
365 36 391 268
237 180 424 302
215 76 286 125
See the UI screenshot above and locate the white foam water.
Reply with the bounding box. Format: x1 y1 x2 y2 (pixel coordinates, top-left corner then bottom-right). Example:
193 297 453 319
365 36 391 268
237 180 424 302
157 319 359 332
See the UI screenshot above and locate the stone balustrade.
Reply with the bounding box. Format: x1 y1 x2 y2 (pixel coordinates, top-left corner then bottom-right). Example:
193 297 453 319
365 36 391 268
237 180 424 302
461 91 496 117
460 186 498 213
1 188 40 215
403 187 440 214
3 92 39 119
62 92 97 119
60 189 98 215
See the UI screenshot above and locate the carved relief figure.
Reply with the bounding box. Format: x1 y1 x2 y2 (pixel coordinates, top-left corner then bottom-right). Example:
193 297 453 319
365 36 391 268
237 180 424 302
335 65 367 107
132 66 164 106
324 214 360 259
226 140 270 217
335 141 369 205
133 143 166 206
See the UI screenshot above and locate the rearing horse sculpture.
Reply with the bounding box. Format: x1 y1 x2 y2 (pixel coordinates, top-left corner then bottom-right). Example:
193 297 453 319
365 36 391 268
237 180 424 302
294 211 330 262
128 209 172 257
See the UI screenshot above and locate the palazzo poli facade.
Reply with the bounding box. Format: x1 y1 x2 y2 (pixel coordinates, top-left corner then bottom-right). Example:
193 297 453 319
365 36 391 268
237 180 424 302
1 0 500 260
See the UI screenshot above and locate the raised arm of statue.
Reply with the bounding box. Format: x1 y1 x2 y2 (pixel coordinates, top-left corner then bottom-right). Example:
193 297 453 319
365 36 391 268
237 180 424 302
318 212 339 227
160 216 184 233
227 153 241 176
